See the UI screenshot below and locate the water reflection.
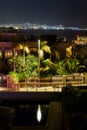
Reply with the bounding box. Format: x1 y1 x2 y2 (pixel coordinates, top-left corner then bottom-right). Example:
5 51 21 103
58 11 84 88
37 105 42 122
13 102 50 126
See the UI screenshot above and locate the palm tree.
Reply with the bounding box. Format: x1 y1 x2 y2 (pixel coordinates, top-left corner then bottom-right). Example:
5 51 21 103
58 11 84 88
65 58 80 73
50 42 66 61
12 34 30 53
56 60 68 75
51 45 61 61
39 40 51 60
40 58 55 77
56 58 80 75
37 40 51 77
72 44 87 59
12 35 30 71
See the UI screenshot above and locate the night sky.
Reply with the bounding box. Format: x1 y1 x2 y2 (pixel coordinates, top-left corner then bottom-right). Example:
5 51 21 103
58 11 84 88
0 0 87 28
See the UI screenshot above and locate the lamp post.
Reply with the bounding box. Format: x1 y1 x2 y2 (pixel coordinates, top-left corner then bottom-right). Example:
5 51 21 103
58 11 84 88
13 48 16 72
23 46 26 66
38 39 40 79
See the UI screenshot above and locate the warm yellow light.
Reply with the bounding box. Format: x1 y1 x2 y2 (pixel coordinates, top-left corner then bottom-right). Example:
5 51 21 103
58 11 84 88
40 50 44 60
37 105 42 122
66 46 72 58
19 44 23 49
24 46 30 53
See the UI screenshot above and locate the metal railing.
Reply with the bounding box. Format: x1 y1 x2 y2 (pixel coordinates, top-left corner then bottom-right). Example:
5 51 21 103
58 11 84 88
0 73 87 92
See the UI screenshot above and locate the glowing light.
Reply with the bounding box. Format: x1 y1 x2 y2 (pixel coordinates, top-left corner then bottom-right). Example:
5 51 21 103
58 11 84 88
37 105 42 122
24 46 30 53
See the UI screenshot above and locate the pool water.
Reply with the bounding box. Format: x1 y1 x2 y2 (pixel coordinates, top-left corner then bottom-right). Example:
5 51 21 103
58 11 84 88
12 103 50 126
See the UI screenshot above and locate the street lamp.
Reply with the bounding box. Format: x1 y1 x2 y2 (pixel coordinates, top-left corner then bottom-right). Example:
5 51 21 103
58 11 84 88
13 48 16 72
38 39 40 78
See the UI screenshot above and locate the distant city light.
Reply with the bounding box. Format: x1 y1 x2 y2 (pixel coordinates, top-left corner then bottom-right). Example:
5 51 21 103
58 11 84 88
0 22 86 30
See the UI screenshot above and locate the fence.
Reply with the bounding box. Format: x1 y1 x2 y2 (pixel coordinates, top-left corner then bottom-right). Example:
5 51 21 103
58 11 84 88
0 73 87 92
25 73 87 87
22 73 87 92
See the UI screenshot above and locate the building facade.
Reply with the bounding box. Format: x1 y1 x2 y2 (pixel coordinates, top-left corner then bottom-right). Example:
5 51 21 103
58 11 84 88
74 35 87 45
0 32 23 73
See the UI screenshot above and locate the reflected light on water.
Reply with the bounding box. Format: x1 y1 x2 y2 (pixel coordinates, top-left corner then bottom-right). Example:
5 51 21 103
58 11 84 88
37 105 42 122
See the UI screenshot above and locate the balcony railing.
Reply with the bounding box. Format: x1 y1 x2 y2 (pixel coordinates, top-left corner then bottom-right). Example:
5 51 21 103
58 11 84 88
0 73 87 92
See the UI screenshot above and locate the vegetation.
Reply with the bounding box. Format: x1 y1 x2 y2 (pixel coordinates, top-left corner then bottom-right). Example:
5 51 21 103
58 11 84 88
9 54 38 81
55 58 80 75
5 35 87 81
40 59 56 77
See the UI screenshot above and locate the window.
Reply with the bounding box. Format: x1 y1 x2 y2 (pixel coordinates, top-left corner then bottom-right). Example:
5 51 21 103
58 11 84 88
0 51 2 58
5 50 13 58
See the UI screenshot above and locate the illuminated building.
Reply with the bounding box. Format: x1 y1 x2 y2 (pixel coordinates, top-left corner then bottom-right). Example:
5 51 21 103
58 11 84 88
0 32 22 73
74 35 87 45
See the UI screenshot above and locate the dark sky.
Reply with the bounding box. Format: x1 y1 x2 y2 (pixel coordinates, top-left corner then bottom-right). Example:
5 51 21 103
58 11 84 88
0 0 87 28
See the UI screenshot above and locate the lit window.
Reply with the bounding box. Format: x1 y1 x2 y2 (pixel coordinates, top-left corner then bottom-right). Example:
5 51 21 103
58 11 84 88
5 50 13 58
66 46 72 58
0 51 2 58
